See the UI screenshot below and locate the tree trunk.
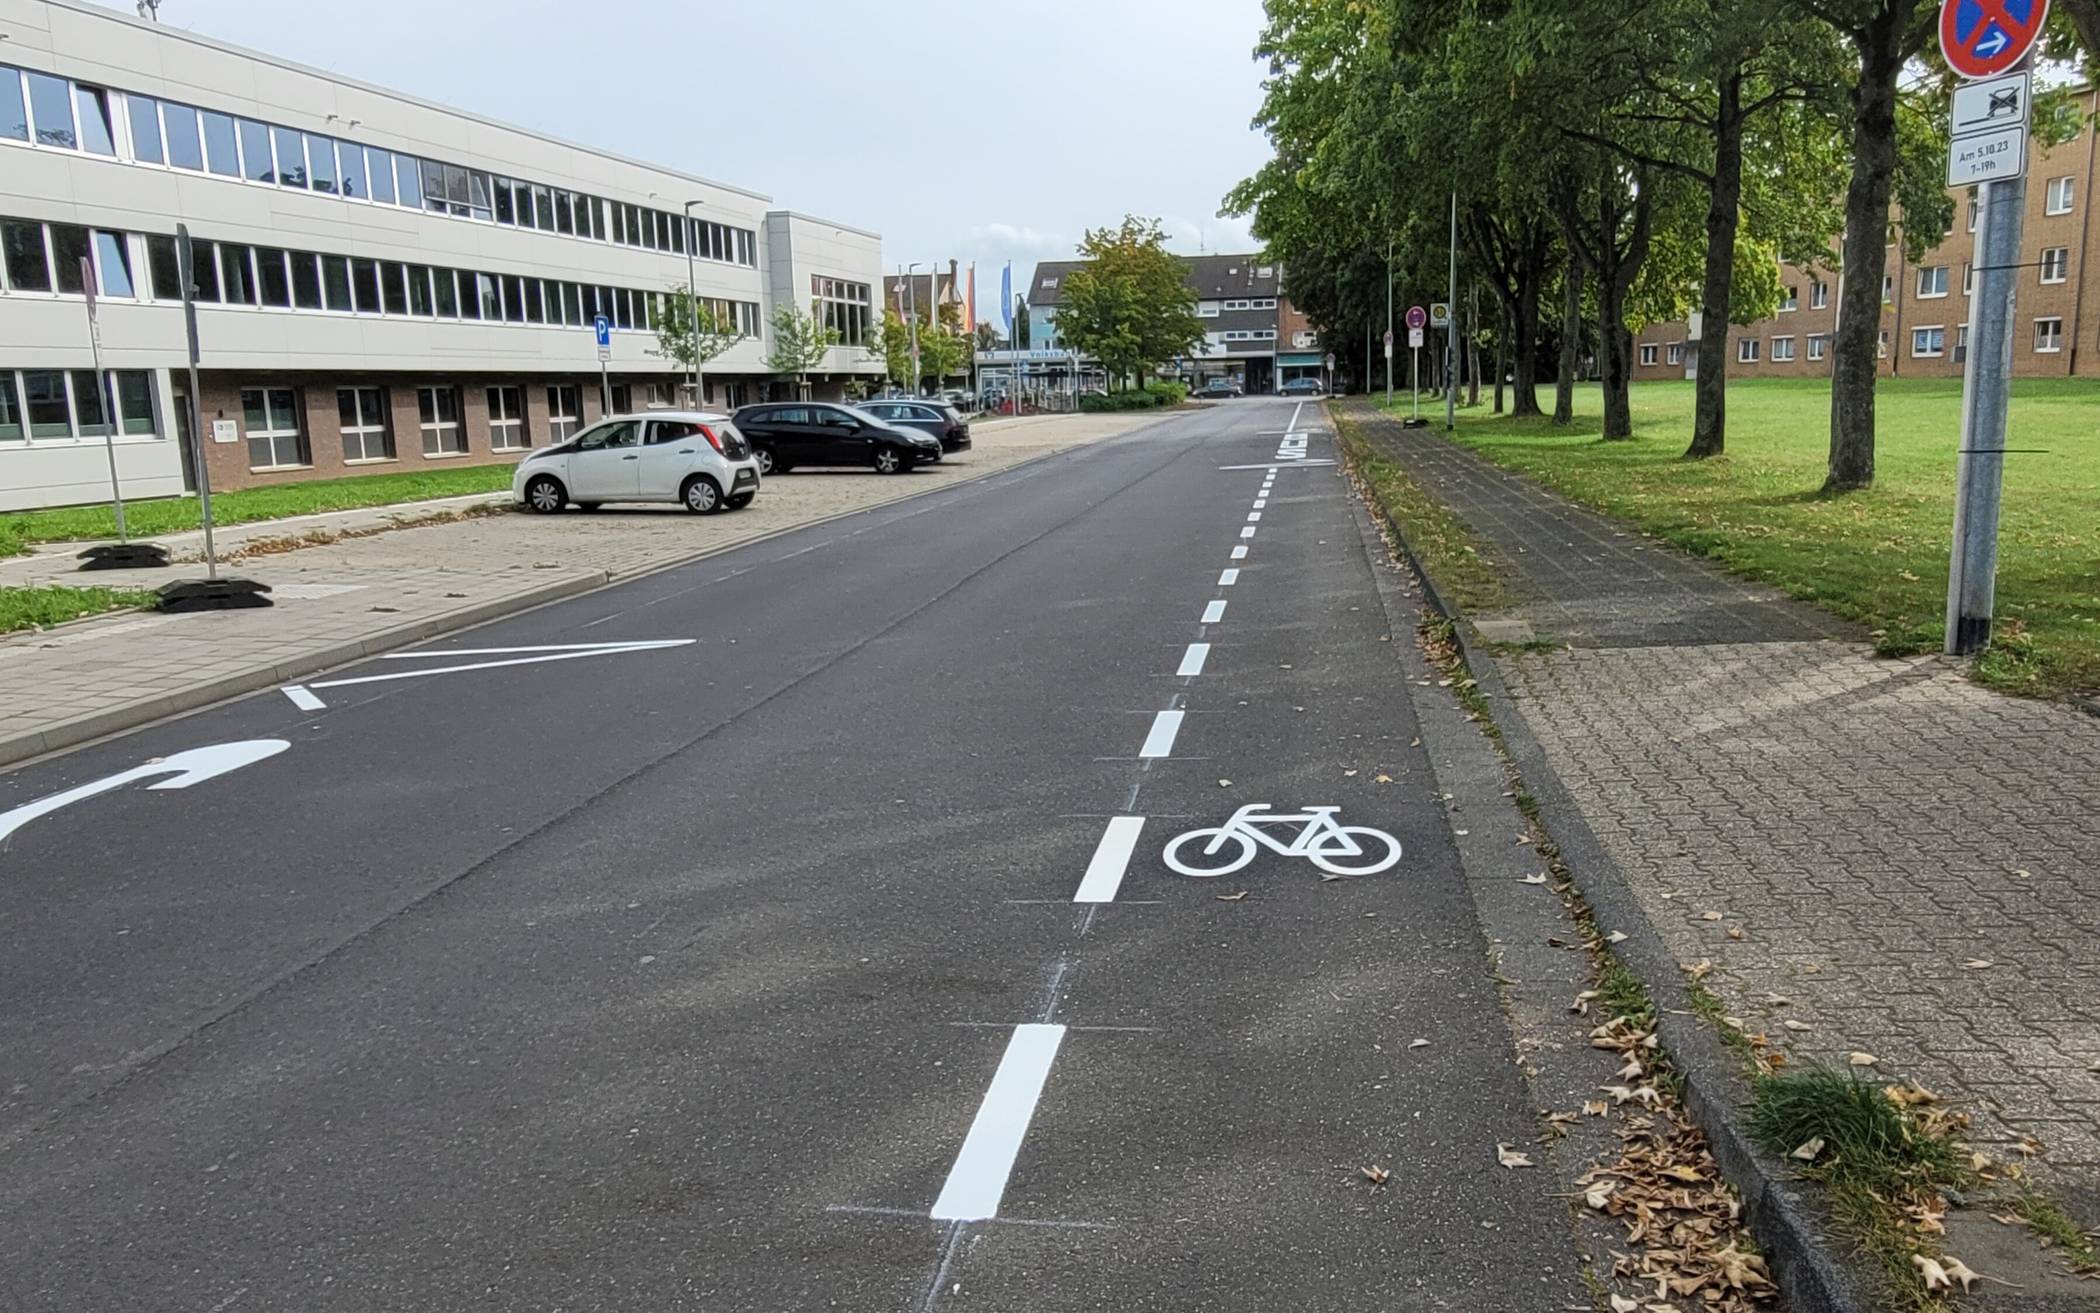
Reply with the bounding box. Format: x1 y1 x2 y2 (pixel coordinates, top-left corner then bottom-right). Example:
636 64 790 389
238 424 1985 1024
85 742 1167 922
1827 15 1908 492
1466 285 1482 407
1686 70 1745 459
1494 296 1507 414
1599 284 1634 439
1555 260 1584 425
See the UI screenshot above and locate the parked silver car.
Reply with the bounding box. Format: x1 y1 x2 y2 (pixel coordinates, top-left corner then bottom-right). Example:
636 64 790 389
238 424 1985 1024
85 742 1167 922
511 411 762 514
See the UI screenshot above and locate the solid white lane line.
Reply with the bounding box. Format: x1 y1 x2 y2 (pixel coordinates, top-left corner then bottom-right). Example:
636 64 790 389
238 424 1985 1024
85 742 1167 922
929 1024 1068 1221
1218 569 1239 587
1074 815 1147 903
1201 600 1228 624
1230 546 1248 560
1287 401 1304 433
280 685 326 712
1139 709 1185 758
375 641 688 658
1240 527 1256 539
1178 643 1211 677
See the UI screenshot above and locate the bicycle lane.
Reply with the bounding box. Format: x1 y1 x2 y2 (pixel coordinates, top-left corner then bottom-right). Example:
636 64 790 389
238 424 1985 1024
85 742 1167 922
931 418 1589 1309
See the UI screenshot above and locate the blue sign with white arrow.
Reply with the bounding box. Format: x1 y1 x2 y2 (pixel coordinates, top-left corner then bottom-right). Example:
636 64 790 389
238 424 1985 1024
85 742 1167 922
1940 0 2049 80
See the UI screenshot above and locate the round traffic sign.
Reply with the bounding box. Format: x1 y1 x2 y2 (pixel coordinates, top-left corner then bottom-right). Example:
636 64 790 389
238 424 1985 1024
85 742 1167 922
1383 329 1394 347
1405 305 1428 330
1941 0 2048 79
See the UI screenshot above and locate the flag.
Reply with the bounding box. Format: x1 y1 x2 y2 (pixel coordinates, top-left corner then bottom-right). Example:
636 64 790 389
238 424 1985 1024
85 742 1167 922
1000 263 1013 334
965 264 976 334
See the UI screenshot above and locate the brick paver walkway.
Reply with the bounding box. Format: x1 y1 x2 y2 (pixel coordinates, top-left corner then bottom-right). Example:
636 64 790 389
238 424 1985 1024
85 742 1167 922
0 411 1157 767
1344 400 2100 1200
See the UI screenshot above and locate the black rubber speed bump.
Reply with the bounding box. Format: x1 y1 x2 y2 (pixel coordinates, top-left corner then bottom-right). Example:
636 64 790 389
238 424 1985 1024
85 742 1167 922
156 578 274 611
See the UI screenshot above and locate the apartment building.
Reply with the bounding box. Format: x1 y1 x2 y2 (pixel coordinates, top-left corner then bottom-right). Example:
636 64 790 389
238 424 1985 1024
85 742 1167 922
1027 253 1297 392
1636 91 2100 384
0 0 882 511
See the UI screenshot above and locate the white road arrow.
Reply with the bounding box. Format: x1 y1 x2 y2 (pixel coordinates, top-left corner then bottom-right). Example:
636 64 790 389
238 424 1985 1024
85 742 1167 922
282 640 696 709
0 740 290 847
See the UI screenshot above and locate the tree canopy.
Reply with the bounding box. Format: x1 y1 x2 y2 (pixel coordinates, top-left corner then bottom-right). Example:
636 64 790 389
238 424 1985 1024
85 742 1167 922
1054 216 1208 386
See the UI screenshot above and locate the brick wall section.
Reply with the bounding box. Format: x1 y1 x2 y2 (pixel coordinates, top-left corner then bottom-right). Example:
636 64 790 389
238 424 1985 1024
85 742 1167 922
1635 92 2100 382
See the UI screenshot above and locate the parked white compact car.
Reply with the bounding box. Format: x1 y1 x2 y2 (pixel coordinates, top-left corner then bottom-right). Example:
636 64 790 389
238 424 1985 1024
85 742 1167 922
511 411 762 515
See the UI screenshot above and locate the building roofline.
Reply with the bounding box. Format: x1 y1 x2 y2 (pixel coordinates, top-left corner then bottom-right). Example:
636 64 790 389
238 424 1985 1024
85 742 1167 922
37 0 776 204
766 210 882 241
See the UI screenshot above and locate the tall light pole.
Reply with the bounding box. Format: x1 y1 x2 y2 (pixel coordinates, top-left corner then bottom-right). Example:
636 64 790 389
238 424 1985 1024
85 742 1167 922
682 198 705 408
904 262 923 395
1385 237 1394 408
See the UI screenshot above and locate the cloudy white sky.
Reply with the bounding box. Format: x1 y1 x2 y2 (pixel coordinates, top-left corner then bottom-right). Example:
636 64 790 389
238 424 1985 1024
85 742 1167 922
111 0 1274 328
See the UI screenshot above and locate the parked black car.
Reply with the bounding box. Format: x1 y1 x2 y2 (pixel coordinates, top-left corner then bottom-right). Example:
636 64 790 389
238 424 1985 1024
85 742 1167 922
860 400 973 452
1193 381 1238 400
732 403 942 475
1278 377 1326 397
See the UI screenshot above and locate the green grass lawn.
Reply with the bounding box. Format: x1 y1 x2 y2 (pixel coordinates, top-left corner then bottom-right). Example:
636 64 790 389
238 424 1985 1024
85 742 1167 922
0 584 155 634
1377 377 2100 697
0 465 516 557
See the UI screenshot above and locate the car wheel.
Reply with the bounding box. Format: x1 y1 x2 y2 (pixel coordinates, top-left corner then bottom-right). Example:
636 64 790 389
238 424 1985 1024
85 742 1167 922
724 491 755 510
524 475 566 514
873 447 904 474
754 446 780 476
682 475 724 514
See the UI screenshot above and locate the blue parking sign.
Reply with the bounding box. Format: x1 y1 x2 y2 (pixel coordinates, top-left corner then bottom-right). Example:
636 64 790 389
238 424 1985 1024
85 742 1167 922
593 314 611 348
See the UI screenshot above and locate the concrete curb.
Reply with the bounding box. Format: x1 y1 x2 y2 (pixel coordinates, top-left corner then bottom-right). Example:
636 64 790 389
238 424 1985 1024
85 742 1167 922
1337 411 1879 1313
0 419 1164 772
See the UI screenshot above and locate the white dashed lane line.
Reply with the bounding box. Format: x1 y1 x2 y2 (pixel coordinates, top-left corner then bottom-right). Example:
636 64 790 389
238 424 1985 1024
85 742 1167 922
1073 815 1148 904
1231 546 1248 560
1240 527 1256 539
1177 643 1211 677
1218 569 1239 587
1139 709 1186 758
1200 600 1227 624
929 1024 1069 1221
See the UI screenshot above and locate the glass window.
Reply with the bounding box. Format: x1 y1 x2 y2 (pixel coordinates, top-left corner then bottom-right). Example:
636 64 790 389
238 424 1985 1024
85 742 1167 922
350 258 380 312
417 386 465 455
213 243 252 304
289 251 322 309
321 255 352 311
94 231 134 297
308 134 337 194
234 118 270 181
51 224 89 294
2035 317 2064 352
254 247 290 307
201 110 239 176
486 386 527 449
26 72 75 148
3 219 50 292
338 386 393 461
610 203 626 245
126 94 164 163
500 273 525 323
468 171 492 221
445 163 471 215
187 238 221 302
670 214 685 254
72 370 110 436
547 384 580 441
146 234 181 300
494 178 515 225
242 385 307 468
589 197 606 240
24 369 72 438
479 272 502 321
451 270 476 319
554 191 574 235
272 126 307 186
615 287 634 330
336 140 366 198
407 265 434 316
395 154 423 208
565 282 583 325
0 373 20 440
74 85 113 155
382 262 409 316
533 186 555 232
418 159 446 213
0 68 26 142
434 267 459 318
367 148 396 204
2041 247 2070 283
163 102 202 170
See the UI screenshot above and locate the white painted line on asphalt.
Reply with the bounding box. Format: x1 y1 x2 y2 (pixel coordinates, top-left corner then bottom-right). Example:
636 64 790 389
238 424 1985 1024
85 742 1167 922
1287 401 1304 433
1230 546 1248 560
1178 643 1211 677
1074 815 1147 903
1201 600 1228 624
280 685 327 712
1246 512 1262 523
1139 709 1185 758
312 641 696 691
376 642 686 659
1219 460 1335 470
1253 499 1268 509
1240 527 1256 539
929 1023 1067 1221
0 740 290 846
1218 569 1239 587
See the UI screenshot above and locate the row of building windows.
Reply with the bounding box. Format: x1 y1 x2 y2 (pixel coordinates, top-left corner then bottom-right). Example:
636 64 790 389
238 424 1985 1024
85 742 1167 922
813 276 871 346
239 382 592 472
0 368 158 442
0 216 762 337
1221 329 1279 342
1642 319 2077 367
0 63 758 268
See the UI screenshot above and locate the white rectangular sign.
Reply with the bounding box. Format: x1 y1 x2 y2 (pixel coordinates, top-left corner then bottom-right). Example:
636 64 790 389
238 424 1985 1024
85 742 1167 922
1408 327 1425 349
1948 125 2027 186
1951 72 2029 137
211 419 238 444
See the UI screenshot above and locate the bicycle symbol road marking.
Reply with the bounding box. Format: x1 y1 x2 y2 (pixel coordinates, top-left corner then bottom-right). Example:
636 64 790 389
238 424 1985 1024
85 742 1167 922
1162 804 1403 878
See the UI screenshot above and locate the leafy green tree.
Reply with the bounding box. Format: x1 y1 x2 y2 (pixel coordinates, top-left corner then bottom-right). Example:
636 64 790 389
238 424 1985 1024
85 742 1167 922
1055 217 1208 388
1012 297 1031 349
655 289 742 403
875 308 915 386
919 325 970 385
766 302 841 396
973 321 1004 352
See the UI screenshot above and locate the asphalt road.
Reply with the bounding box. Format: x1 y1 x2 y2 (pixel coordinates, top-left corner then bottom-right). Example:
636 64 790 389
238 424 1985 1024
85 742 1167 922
0 399 1589 1311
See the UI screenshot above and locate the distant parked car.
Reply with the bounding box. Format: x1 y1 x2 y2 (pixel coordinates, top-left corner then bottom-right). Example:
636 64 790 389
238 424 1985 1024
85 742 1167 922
733 402 943 474
512 411 759 515
862 400 973 452
1193 381 1238 401
939 388 976 411
1278 377 1326 397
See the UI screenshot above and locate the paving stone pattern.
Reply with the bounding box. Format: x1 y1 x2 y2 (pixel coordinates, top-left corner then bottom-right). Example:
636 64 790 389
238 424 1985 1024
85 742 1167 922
1345 400 2100 1199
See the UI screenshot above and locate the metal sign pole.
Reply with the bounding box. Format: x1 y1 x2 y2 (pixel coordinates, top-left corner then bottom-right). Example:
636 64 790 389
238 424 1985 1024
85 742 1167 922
176 227 217 579
81 260 128 543
1411 345 1420 421
1946 169 2026 654
1446 190 1459 430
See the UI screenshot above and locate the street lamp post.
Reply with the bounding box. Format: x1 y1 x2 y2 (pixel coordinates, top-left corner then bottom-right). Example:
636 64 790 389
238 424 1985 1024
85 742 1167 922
904 263 923 396
682 198 705 408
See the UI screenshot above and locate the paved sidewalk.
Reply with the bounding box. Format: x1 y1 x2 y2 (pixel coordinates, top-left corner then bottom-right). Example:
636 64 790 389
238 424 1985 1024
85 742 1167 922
1343 400 2100 1210
0 410 1160 767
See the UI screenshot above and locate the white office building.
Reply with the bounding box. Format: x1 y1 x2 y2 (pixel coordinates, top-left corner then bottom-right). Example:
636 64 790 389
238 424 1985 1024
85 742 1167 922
0 0 882 510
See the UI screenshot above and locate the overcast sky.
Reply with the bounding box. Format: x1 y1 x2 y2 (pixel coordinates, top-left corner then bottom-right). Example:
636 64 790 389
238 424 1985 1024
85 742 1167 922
115 0 1274 328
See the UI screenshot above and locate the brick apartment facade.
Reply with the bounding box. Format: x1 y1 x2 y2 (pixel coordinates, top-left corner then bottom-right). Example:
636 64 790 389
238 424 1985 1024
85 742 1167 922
1636 87 2100 382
